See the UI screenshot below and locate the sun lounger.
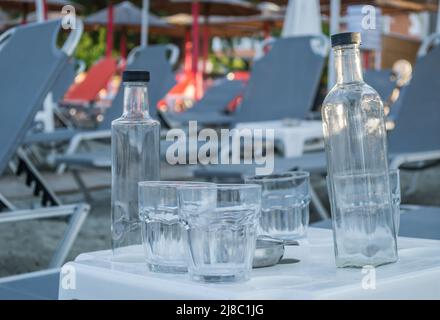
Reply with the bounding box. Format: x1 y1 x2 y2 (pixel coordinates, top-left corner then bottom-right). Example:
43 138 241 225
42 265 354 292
192 32 440 218
313 206 440 240
159 78 246 128
364 69 396 102
0 20 90 270
161 35 330 127
62 56 118 107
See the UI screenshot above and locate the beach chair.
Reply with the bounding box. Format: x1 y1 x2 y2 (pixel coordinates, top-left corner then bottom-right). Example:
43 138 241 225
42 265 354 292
159 78 246 128
23 44 178 151
43 45 179 194
161 35 330 128
193 32 440 217
0 20 90 269
61 56 118 107
312 206 440 240
364 69 396 102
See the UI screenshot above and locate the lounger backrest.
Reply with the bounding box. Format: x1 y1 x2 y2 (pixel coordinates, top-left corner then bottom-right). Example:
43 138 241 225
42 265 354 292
364 69 396 102
0 20 70 175
51 59 78 103
234 35 329 123
64 57 117 102
189 79 246 114
99 45 176 129
388 41 440 153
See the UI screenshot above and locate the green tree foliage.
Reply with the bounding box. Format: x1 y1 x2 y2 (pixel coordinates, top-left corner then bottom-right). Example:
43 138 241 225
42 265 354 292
75 28 108 68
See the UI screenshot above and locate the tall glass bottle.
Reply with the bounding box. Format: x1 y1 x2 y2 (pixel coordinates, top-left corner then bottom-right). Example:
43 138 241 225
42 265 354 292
111 70 160 261
322 33 398 268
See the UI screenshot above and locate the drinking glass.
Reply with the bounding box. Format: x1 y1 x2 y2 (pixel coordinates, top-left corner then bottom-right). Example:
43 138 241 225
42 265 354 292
138 181 213 273
179 184 262 283
245 172 310 241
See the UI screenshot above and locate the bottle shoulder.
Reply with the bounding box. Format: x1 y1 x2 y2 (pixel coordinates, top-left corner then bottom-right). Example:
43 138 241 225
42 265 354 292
322 82 383 109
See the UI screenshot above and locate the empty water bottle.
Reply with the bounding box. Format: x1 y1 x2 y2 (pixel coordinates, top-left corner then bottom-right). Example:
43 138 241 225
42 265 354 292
322 33 398 268
111 70 160 261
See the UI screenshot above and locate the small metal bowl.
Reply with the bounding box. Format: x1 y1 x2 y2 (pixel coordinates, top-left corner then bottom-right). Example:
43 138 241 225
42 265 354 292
252 237 299 268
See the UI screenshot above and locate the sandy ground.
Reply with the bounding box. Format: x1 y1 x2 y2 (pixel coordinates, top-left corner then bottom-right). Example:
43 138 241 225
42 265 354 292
0 164 439 277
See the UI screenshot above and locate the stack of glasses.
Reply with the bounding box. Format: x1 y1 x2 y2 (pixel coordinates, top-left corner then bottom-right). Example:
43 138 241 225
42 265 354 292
137 172 312 284
137 170 401 283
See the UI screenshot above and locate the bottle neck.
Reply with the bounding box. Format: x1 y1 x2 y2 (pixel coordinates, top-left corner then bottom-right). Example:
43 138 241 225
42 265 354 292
334 44 364 85
122 82 151 119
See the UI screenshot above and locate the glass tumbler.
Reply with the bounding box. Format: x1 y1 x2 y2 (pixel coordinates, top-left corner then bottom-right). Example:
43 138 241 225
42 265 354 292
138 181 213 273
245 172 311 241
179 184 262 283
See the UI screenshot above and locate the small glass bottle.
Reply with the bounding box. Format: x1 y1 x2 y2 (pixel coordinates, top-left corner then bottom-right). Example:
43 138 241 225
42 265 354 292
111 70 160 262
322 33 398 268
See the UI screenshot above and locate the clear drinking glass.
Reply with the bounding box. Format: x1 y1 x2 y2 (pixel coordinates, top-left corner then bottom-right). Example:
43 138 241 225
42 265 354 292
138 181 213 273
179 184 262 283
245 172 310 241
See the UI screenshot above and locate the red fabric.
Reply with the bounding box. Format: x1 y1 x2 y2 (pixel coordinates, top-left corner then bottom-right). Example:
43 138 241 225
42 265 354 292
43 0 48 20
192 1 202 99
184 29 192 74
64 57 118 103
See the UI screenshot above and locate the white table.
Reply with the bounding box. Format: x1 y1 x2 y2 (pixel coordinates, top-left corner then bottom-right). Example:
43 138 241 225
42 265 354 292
58 228 440 300
235 120 324 158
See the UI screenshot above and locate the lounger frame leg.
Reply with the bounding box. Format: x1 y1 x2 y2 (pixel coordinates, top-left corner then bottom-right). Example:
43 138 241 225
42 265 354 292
0 204 90 268
49 204 90 268
0 193 16 211
71 169 93 203
12 148 62 207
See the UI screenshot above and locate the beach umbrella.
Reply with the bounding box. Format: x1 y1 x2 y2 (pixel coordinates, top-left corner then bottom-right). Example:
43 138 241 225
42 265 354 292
150 0 260 98
86 1 171 57
166 13 273 36
0 0 80 23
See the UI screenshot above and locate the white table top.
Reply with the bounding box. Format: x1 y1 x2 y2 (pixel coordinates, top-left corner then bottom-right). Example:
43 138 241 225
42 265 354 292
59 228 440 300
234 120 324 158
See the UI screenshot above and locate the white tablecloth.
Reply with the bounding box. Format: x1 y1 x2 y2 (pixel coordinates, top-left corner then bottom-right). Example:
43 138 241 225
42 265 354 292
235 120 324 158
58 228 440 300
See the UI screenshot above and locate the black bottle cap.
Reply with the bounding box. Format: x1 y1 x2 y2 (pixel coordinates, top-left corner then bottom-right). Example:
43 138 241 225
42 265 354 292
122 70 150 83
331 32 361 48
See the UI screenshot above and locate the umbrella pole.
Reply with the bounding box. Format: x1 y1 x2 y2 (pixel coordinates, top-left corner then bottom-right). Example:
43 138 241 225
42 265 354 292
106 0 114 58
35 0 46 22
184 28 193 74
437 0 440 33
263 22 271 54
21 3 29 25
43 0 48 20
202 15 210 80
141 0 150 47
192 0 201 99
